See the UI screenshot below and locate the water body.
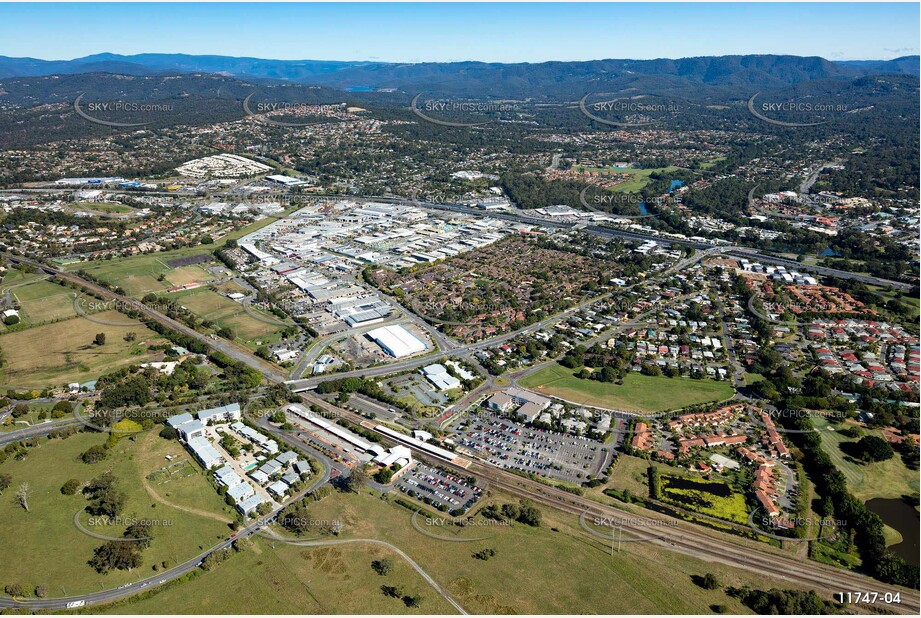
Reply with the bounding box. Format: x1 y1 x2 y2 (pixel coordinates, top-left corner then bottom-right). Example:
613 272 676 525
866 497 920 566
668 179 684 192
638 201 648 215
820 246 842 258
661 475 732 497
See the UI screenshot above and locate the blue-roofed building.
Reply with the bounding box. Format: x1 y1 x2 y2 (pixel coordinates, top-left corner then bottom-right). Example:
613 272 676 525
275 451 298 466
250 470 270 485
197 402 242 425
177 419 205 441
215 465 243 488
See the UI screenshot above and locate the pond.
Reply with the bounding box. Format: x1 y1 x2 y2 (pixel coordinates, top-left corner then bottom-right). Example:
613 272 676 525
866 497 920 566
661 475 732 497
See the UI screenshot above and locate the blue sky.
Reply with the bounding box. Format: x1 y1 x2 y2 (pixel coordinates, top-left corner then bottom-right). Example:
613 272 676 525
0 3 917 63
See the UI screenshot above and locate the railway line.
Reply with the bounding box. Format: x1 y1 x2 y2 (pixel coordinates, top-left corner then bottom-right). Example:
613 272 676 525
1 246 915 611
299 393 920 614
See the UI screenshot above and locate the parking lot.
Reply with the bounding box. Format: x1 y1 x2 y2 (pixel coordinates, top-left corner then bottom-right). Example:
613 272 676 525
452 411 610 484
395 463 483 514
386 374 447 407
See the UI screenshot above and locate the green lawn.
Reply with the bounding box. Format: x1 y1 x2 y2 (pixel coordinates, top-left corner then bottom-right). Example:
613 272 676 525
100 488 772 615
0 402 74 432
74 202 135 214
11 279 78 325
70 251 217 298
0 312 165 389
811 415 918 502
572 166 681 193
519 364 735 412
0 431 233 596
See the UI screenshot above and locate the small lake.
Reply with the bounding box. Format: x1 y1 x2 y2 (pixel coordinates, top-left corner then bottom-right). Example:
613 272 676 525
668 179 684 192
662 475 732 497
866 497 920 566
638 201 648 215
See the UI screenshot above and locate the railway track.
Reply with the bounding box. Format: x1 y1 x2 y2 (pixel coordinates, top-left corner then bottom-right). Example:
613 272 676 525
302 395 919 614
475 466 919 614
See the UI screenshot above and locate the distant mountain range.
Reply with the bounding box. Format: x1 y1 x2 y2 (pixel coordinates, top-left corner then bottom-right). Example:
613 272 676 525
0 53 917 99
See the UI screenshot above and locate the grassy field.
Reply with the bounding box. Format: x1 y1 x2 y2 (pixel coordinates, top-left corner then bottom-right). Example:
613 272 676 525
519 364 735 412
0 311 165 388
101 539 457 615
812 415 918 502
71 252 218 298
174 288 283 348
0 430 233 595
594 454 689 498
100 488 783 615
0 402 74 432
74 202 135 214
572 165 681 193
10 279 78 325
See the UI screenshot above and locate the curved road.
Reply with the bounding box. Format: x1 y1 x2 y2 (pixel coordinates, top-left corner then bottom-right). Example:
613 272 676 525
0 417 333 611
258 534 467 614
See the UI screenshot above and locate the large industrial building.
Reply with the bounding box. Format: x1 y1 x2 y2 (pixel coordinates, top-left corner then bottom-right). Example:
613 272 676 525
366 324 427 358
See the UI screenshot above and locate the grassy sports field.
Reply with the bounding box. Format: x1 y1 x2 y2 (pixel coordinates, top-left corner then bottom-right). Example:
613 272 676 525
9 279 78 325
518 363 734 412
70 252 218 298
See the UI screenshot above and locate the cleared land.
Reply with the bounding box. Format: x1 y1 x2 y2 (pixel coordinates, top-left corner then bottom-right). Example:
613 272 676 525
73 202 135 214
519 363 735 412
0 311 165 388
100 488 778 615
173 288 283 347
0 430 233 595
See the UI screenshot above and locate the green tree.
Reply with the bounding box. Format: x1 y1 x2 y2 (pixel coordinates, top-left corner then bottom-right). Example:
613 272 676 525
61 478 81 495
371 558 393 576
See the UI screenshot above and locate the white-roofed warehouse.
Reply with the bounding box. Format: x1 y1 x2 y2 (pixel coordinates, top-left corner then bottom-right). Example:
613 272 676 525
366 325 427 358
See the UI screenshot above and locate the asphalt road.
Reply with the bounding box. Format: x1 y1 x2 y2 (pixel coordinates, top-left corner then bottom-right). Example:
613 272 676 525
0 196 914 610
